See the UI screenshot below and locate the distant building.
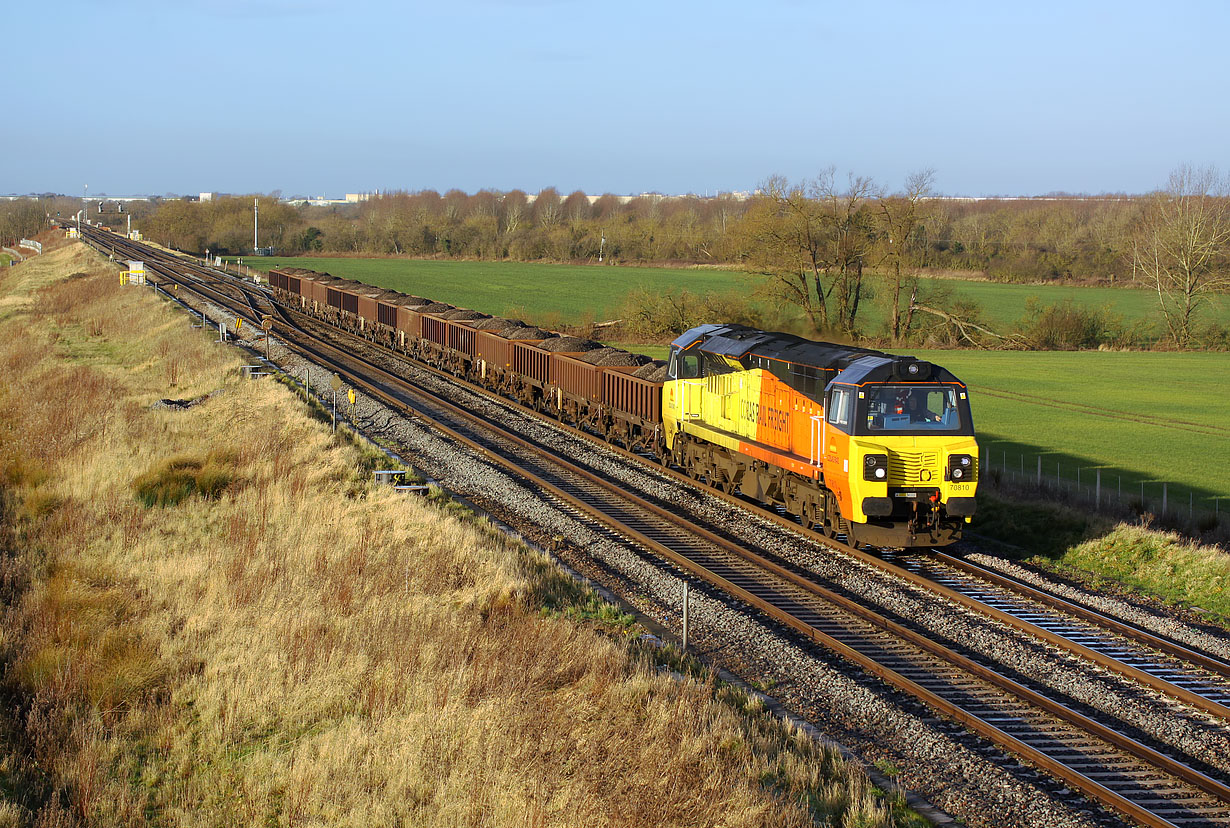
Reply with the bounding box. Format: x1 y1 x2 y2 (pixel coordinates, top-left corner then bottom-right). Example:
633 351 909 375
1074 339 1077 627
345 192 377 203
199 192 215 202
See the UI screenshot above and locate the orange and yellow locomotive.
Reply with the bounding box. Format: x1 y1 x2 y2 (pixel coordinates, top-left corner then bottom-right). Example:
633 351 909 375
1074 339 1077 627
663 324 978 547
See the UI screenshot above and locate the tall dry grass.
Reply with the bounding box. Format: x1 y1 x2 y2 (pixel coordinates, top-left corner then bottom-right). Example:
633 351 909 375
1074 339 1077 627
0 243 914 827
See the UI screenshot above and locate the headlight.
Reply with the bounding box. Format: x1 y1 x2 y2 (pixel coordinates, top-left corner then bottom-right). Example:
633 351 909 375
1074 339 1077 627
947 454 974 482
863 453 888 481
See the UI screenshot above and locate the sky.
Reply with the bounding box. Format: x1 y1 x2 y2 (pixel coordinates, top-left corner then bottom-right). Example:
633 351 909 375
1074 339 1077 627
6 0 1228 198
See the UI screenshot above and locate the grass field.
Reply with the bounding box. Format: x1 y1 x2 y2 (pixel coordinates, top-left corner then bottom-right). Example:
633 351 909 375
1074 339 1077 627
0 243 913 826
237 256 1230 336
914 349 1230 507
242 256 752 325
592 346 1230 508
239 256 1229 509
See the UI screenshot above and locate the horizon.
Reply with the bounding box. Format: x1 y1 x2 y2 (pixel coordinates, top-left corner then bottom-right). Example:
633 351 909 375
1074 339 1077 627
0 188 1187 201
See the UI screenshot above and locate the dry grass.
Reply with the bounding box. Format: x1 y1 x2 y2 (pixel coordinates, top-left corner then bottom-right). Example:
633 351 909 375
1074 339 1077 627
0 243 916 827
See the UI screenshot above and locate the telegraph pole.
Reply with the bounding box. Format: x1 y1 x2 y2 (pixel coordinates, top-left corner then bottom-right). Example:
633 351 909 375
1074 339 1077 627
253 197 259 252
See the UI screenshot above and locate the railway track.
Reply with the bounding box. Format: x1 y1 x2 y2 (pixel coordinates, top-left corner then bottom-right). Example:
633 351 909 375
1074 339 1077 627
80 227 1230 827
897 551 1230 695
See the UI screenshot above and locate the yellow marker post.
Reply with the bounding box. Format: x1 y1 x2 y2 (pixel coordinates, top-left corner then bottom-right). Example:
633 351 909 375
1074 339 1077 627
235 318 242 333
347 388 356 405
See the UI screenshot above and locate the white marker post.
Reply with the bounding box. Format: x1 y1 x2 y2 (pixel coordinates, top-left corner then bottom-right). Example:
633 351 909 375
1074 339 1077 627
330 373 343 434
682 581 690 651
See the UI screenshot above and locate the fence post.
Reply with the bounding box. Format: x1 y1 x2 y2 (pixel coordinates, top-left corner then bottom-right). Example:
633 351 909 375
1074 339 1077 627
682 581 690 652
1162 482 1168 515
1096 469 1101 508
1037 456 1042 485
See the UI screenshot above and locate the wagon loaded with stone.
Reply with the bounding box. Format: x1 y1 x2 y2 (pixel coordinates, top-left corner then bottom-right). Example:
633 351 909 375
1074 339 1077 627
268 268 666 455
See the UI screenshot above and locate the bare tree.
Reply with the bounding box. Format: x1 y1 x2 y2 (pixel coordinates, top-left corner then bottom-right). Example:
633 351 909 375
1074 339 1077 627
1132 165 1230 348
877 170 935 343
561 190 591 224
502 190 528 235
0 199 49 246
814 168 877 337
734 175 832 331
533 187 562 227
732 170 878 336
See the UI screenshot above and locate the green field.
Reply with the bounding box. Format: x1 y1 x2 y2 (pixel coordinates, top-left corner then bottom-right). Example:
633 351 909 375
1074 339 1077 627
922 279 1226 330
243 256 1229 511
914 349 1230 508
242 256 751 326
238 256 1229 337
615 347 1230 508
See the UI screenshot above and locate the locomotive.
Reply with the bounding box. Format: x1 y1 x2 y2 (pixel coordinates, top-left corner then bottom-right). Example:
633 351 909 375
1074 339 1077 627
267 267 978 547
664 324 977 548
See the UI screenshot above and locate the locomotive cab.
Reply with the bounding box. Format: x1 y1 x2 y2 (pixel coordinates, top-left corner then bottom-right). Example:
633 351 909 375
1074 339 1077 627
822 356 978 547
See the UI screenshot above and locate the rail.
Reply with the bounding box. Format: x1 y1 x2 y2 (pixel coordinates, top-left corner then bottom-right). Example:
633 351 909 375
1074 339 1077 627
79 226 1230 827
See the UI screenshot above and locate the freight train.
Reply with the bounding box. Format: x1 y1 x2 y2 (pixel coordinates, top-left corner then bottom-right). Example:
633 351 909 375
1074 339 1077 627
268 267 978 547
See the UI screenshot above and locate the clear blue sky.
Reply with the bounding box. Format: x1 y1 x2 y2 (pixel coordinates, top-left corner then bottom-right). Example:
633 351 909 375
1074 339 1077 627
8 0 1227 198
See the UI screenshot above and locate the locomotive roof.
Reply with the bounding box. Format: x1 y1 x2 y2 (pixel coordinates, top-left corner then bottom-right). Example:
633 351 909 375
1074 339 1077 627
674 324 886 372
672 324 965 386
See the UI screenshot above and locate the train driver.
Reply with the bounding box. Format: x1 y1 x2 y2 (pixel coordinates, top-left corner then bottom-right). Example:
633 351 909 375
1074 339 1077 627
907 391 939 423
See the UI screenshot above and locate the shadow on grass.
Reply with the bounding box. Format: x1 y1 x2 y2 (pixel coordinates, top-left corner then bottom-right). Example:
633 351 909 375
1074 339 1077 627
976 436 1225 532
967 435 1228 563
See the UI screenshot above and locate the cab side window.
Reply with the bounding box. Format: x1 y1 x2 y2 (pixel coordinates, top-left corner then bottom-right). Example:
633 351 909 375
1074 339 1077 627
827 387 851 429
679 353 701 379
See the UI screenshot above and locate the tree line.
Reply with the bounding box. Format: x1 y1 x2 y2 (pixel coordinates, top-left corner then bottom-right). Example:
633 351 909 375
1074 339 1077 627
0 200 49 248
15 164 1228 348
133 169 1229 349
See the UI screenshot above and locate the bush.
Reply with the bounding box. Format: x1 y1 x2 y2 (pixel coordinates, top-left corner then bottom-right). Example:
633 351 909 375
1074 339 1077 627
619 287 764 340
131 452 236 507
1016 297 1120 350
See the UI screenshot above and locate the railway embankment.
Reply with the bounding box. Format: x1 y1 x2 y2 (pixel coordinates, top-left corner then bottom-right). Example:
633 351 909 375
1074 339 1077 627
0 243 917 824
967 492 1230 632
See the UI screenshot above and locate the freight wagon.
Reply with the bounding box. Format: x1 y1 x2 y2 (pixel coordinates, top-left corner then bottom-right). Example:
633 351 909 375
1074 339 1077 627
269 268 978 546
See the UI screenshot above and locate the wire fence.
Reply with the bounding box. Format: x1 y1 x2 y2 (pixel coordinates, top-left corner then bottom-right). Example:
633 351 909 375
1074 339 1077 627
211 257 263 283
979 446 1224 537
